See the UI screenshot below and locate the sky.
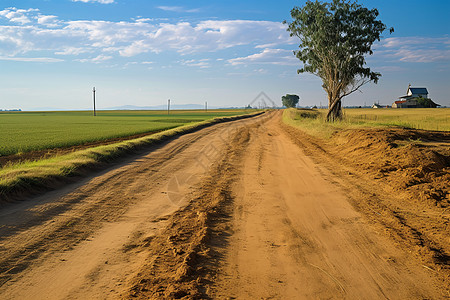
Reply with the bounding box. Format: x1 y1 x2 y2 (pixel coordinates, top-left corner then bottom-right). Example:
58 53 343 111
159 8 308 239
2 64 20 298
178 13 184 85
0 0 449 110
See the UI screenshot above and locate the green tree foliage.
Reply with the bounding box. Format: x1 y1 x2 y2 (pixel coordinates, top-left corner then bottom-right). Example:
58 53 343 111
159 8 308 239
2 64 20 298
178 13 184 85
284 0 393 121
282 94 300 108
416 96 434 108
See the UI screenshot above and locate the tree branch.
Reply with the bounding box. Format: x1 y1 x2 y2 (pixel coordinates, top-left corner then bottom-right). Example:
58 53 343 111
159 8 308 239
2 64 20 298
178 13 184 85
341 78 371 98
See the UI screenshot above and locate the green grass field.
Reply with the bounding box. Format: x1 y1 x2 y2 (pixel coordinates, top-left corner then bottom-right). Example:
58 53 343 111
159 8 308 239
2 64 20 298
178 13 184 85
283 108 450 139
0 110 253 156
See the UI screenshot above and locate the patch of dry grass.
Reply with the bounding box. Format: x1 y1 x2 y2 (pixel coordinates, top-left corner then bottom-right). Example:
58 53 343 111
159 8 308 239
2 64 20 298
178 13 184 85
283 108 450 139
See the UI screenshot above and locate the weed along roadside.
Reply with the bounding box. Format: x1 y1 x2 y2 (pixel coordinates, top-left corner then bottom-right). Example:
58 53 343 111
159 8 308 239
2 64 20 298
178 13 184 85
0 111 265 205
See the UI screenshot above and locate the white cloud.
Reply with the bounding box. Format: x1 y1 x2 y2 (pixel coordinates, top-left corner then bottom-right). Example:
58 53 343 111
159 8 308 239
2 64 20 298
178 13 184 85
117 20 295 56
395 49 449 63
228 48 298 66
37 14 60 27
119 40 150 56
379 37 450 63
55 47 93 55
0 7 38 24
0 56 63 62
0 8 296 65
72 0 115 4
255 43 277 49
76 54 112 63
180 58 211 68
135 18 153 23
92 54 112 62
157 6 200 13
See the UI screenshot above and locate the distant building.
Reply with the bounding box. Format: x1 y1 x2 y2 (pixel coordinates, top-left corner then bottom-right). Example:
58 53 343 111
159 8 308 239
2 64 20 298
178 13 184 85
392 99 417 108
372 103 383 108
393 85 439 108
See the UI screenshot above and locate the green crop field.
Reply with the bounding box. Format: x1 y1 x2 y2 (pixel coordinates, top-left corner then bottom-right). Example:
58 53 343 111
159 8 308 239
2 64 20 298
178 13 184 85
0 110 253 156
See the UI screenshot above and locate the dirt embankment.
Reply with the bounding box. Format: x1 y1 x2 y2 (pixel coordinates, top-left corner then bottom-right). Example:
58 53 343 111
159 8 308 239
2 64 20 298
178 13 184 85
281 119 450 289
333 128 450 207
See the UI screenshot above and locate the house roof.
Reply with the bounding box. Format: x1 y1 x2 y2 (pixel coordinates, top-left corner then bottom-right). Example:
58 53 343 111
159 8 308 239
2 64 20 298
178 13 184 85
409 87 428 94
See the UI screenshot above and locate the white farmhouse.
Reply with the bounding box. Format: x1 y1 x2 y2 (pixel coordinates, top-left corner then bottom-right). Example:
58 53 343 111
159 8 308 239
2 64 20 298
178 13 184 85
402 85 428 99
392 85 438 108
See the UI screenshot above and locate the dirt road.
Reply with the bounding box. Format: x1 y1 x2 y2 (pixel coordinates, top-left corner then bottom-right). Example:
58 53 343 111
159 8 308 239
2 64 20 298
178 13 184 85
210 112 444 299
0 111 446 299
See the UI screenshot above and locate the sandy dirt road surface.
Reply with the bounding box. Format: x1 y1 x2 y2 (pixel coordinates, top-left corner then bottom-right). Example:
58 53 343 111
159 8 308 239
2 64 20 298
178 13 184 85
0 111 447 299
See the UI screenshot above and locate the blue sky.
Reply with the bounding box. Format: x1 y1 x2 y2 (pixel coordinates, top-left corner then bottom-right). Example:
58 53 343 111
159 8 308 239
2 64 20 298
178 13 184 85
0 0 449 110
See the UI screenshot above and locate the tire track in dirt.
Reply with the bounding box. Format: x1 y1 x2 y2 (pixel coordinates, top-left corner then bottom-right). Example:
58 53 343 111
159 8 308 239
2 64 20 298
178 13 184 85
126 111 446 299
125 122 255 299
0 112 269 299
208 111 445 299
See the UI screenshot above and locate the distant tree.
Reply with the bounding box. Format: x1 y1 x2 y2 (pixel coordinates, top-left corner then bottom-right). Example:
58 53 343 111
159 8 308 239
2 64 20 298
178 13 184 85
416 96 434 108
282 94 300 108
284 0 393 121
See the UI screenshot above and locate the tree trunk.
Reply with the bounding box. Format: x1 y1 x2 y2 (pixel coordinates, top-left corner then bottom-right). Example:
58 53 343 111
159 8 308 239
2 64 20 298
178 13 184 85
326 97 343 122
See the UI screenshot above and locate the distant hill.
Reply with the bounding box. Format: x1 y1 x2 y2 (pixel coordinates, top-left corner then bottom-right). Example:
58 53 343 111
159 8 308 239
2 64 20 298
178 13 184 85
105 104 211 110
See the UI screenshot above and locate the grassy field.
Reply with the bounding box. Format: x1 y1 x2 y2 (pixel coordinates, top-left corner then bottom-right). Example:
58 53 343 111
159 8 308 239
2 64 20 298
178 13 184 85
0 110 253 156
341 108 450 131
283 108 450 138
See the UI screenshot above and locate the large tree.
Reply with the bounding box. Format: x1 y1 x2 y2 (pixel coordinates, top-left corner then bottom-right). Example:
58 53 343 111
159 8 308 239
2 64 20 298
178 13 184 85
285 0 393 121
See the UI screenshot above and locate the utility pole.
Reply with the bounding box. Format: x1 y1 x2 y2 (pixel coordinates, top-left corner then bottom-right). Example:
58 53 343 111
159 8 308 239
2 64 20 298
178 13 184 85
167 99 170 115
93 87 96 116
205 101 207 112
